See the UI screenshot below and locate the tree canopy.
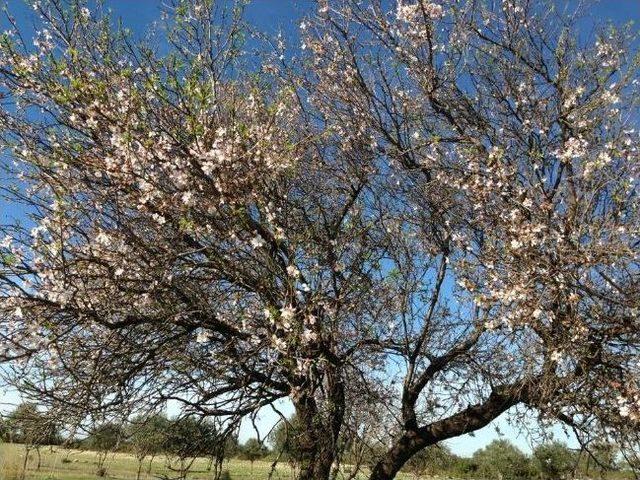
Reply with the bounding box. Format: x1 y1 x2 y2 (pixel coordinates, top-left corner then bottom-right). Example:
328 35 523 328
0 1 639 479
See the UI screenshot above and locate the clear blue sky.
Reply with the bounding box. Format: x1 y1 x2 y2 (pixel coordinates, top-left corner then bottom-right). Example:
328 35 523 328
1 0 639 457
35 0 640 38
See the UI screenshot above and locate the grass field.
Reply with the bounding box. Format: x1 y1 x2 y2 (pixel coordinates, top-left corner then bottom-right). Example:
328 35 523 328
3 443 633 480
0 443 310 480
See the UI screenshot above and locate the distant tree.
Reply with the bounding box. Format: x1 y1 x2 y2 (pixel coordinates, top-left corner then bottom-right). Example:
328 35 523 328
7 403 59 446
585 442 619 479
205 433 239 470
533 442 577 480
269 415 304 465
0 415 9 442
127 415 170 480
85 422 124 451
164 417 222 480
223 435 240 460
472 440 537 480
209 428 238 479
84 422 125 476
404 444 457 476
618 435 640 478
449 456 477 477
204 429 238 474
240 438 269 472
6 403 59 477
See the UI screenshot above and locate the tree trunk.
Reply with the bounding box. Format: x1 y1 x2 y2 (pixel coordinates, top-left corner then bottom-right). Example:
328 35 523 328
20 446 30 480
294 394 326 480
147 455 155 475
293 367 345 480
136 458 144 480
368 387 523 480
368 432 430 480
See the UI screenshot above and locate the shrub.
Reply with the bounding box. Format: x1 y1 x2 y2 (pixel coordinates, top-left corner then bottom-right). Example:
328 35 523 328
405 444 458 476
472 440 538 480
533 442 577 479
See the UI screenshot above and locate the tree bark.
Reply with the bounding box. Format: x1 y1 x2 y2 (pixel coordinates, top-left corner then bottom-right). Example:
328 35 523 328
294 367 345 480
369 388 522 480
369 431 432 480
136 458 144 480
295 394 336 480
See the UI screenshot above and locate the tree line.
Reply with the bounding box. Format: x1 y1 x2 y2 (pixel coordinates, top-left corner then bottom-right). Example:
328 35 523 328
271 415 631 480
1 404 241 479
0 405 634 480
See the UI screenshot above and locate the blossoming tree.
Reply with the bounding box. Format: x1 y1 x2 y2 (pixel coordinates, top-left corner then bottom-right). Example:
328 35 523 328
302 0 640 478
0 1 639 480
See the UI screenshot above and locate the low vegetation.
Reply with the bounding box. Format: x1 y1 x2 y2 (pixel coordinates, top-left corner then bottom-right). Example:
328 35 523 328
1 404 637 480
0 435 636 480
0 443 290 480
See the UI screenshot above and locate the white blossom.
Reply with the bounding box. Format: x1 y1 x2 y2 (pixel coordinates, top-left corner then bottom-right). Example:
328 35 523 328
286 265 301 278
250 235 265 249
196 330 211 344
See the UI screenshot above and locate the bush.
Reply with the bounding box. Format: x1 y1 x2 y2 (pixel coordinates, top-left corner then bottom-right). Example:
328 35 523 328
472 440 538 480
450 456 477 477
585 442 620 477
533 441 577 479
239 438 269 465
405 444 458 476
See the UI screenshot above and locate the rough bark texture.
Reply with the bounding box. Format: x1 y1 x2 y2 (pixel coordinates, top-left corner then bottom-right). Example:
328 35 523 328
295 397 337 480
295 368 345 480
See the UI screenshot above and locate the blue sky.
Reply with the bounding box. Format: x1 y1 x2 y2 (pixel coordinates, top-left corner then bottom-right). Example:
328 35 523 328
42 0 640 38
1 0 639 457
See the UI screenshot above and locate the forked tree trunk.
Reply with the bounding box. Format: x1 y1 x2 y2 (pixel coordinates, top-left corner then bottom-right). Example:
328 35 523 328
368 387 523 480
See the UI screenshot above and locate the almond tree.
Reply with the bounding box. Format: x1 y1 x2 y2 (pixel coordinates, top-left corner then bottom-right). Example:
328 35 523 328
0 1 639 480
302 0 640 478
0 1 407 478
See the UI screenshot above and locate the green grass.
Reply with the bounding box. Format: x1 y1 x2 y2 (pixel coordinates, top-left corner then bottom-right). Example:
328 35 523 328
0 443 303 480
5 443 631 480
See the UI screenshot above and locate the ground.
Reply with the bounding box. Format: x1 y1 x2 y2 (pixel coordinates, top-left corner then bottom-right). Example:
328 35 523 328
0 443 395 480
0 443 296 480
2 443 633 480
